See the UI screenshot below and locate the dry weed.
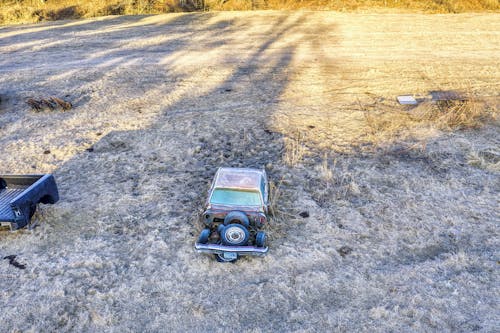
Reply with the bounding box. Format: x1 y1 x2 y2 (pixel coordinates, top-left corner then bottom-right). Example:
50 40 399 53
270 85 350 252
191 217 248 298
266 178 295 240
26 96 72 112
309 156 360 206
283 131 307 166
317 153 335 184
467 148 500 172
267 179 281 218
412 98 493 130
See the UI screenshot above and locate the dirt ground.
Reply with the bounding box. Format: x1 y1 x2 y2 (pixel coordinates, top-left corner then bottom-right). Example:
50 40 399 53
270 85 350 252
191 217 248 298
0 11 499 332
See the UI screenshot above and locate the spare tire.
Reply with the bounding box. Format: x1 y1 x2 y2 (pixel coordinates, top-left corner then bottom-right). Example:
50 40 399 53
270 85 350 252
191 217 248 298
220 223 249 246
223 211 250 227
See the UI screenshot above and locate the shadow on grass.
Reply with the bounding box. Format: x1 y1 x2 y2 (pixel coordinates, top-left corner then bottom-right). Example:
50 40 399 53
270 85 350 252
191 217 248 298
0 12 340 250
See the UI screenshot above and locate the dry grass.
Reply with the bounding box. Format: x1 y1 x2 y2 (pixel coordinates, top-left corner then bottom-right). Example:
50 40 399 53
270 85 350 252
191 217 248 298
467 147 500 171
283 131 308 166
362 94 498 146
311 155 361 205
0 11 499 332
276 92 498 166
1 0 499 24
213 0 500 12
414 99 493 129
265 179 291 239
0 0 191 25
26 96 72 112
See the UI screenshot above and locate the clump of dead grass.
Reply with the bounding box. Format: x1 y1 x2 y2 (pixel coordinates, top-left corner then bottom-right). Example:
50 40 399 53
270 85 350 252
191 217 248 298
309 154 361 206
268 179 282 219
362 94 498 146
266 178 296 240
413 98 494 130
467 148 500 172
26 96 72 112
282 130 308 166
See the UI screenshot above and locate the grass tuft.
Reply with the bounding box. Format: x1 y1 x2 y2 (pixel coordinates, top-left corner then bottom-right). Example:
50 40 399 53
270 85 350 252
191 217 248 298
414 98 492 130
283 131 308 166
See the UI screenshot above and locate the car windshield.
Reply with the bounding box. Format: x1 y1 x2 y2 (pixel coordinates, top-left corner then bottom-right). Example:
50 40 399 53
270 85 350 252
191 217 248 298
210 188 262 206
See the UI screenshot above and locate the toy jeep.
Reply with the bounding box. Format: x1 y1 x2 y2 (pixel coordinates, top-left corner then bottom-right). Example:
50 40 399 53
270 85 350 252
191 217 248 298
195 167 269 262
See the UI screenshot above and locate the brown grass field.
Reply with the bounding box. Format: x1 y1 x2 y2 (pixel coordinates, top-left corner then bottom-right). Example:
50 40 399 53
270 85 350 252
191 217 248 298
1 0 499 24
0 10 499 332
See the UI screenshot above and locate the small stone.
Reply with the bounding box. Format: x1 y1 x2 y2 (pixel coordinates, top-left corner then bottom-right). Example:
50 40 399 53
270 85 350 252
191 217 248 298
43 150 51 154
265 163 273 170
299 211 309 218
194 146 202 153
337 246 353 257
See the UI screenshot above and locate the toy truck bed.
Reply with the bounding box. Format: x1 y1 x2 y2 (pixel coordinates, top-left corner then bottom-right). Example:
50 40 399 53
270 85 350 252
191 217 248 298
0 174 59 230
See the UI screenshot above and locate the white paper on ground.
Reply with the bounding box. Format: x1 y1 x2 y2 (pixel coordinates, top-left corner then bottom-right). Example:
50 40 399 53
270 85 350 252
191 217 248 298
397 95 418 105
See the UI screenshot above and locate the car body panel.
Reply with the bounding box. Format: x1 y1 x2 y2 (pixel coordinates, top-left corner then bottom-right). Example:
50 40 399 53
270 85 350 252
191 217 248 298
204 167 269 222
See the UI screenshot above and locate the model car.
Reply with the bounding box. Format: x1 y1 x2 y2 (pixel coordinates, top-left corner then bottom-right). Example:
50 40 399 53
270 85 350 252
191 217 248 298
194 167 269 262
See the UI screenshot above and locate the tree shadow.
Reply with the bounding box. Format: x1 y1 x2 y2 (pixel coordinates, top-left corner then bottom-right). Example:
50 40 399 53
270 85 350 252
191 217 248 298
0 13 220 168
0 11 348 332
0 12 344 247
46 12 332 238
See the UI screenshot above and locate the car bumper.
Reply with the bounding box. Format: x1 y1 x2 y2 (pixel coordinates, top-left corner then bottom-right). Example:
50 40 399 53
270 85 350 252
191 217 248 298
194 242 269 257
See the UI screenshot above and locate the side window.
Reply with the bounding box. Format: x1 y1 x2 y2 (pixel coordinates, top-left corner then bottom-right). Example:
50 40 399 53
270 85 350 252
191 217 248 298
260 176 266 202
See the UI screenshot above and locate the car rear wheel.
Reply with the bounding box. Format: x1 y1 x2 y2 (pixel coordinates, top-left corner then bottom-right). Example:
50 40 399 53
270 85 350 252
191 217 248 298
255 231 267 247
197 228 211 244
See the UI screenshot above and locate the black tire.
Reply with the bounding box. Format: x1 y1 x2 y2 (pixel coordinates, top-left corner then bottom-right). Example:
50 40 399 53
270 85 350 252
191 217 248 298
223 211 250 227
220 223 249 246
198 228 211 244
255 231 267 247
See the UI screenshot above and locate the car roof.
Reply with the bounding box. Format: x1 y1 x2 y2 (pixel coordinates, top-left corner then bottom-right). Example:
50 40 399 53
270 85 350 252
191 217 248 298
214 168 265 191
